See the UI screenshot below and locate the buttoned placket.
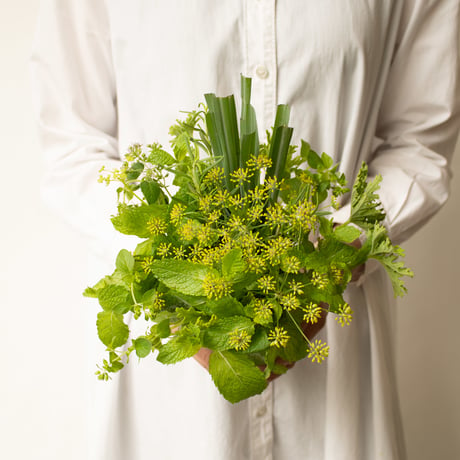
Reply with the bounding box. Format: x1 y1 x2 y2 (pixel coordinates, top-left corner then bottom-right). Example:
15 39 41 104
244 1 278 459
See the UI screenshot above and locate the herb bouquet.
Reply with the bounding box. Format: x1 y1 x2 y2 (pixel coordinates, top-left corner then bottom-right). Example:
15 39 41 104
84 76 412 403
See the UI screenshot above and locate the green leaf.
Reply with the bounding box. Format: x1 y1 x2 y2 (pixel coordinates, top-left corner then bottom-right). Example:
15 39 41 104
363 224 414 297
222 248 246 280
208 351 267 404
202 316 254 351
333 225 362 244
97 285 131 313
134 239 155 256
204 297 245 317
116 249 135 275
140 181 161 204
306 148 323 170
126 162 144 180
321 152 334 169
147 146 176 166
133 337 152 358
350 163 385 229
246 327 270 353
156 319 171 339
96 311 129 348
150 259 216 296
157 334 201 364
111 204 168 238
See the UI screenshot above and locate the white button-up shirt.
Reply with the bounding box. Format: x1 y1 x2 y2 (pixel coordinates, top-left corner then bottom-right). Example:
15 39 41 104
31 1 460 459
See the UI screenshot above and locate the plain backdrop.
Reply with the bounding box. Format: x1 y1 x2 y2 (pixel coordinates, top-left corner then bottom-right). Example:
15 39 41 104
1 2 459 459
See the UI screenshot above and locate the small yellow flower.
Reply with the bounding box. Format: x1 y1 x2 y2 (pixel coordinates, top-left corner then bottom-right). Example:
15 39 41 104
202 273 233 299
173 246 186 259
141 256 154 273
228 329 252 351
257 275 276 294
335 303 353 327
170 203 186 225
203 166 224 185
303 302 323 324
307 339 329 363
147 217 167 236
330 265 344 284
288 280 304 295
280 293 300 311
311 271 328 290
156 242 171 258
268 326 290 348
253 299 273 324
230 167 252 186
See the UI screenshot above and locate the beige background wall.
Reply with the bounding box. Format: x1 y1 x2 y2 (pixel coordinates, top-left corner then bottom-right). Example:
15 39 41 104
1 2 459 459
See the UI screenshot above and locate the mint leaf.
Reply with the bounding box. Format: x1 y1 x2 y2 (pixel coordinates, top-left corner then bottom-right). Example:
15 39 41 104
222 248 246 280
98 285 131 313
140 181 161 204
150 259 216 296
205 297 245 317
96 311 129 348
333 225 361 243
133 337 152 358
208 351 267 403
157 334 201 364
148 145 176 166
111 204 167 238
116 249 135 277
202 316 254 351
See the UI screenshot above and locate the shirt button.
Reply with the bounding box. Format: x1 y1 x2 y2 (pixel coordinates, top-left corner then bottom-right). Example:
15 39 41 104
256 406 267 417
255 65 269 80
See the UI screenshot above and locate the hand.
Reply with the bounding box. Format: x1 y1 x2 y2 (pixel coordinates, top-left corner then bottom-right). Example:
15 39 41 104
193 304 328 381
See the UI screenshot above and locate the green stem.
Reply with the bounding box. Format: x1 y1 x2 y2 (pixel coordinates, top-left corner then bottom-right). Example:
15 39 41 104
286 310 312 347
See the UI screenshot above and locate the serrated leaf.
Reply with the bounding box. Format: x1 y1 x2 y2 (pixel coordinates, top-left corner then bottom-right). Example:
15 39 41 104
97 311 129 348
133 337 152 358
97 285 130 313
141 181 161 204
111 204 168 238
209 351 267 404
150 259 216 296
148 146 176 166
202 316 254 351
350 163 385 229
333 225 362 243
222 248 246 280
364 224 414 297
116 249 135 275
156 334 201 364
205 297 245 317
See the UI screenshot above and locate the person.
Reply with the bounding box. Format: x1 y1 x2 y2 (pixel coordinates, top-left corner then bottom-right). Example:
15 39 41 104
30 1 460 459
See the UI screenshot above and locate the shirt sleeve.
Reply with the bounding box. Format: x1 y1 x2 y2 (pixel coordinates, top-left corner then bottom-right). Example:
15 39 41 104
368 0 460 244
30 0 131 262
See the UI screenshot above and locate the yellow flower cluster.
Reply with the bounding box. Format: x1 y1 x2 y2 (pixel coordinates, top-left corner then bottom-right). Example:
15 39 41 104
268 326 290 348
228 329 252 351
307 339 329 363
335 303 353 327
202 273 233 299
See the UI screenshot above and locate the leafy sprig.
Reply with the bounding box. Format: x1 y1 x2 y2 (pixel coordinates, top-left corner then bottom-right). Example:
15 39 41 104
87 76 412 403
